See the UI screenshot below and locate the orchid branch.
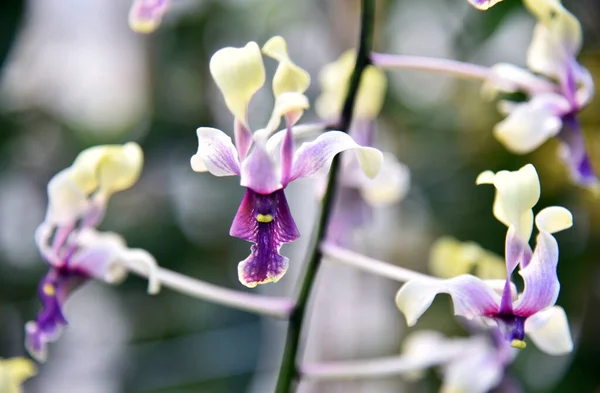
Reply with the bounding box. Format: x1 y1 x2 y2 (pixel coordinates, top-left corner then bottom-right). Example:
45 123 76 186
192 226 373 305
273 0 376 391
371 52 557 94
321 243 435 282
123 257 295 319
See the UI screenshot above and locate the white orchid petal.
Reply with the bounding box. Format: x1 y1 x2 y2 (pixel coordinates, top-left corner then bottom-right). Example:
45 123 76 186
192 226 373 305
525 306 573 355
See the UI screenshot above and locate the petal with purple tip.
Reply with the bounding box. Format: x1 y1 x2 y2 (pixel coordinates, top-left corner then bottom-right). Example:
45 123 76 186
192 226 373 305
513 232 560 316
230 190 300 287
395 275 501 327
557 115 598 189
290 131 383 182
129 0 169 34
467 0 503 10
191 127 241 176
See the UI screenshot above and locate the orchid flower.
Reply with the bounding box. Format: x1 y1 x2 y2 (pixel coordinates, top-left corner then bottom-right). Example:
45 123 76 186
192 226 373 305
483 0 596 188
316 50 410 245
191 37 383 288
0 357 36 393
129 0 170 33
27 143 160 362
400 330 515 393
396 165 574 354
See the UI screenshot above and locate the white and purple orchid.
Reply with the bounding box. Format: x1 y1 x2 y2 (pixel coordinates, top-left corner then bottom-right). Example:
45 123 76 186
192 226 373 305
396 165 574 354
129 0 169 33
316 50 410 246
191 37 383 288
484 0 596 188
27 143 159 362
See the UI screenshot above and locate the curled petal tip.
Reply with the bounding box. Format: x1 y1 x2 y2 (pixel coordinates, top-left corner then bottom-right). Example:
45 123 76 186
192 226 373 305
468 0 503 10
535 206 573 234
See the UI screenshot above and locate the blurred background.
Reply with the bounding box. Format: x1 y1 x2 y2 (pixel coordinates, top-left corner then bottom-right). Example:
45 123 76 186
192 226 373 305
0 0 599 392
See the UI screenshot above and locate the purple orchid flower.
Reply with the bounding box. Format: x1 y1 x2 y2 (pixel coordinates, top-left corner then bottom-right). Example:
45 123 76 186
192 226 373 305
27 143 158 362
486 0 596 188
191 38 382 288
191 126 382 288
396 166 574 354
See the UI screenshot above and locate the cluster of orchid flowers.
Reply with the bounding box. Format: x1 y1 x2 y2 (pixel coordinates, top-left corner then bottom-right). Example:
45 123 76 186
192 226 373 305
4 0 594 392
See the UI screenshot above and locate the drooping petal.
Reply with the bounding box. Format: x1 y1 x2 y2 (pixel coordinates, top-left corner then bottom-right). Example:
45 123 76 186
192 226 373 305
231 190 300 287
513 231 560 316
476 164 540 240
26 269 87 362
0 357 37 393
69 229 129 284
290 131 383 182
262 36 311 97
240 139 282 194
493 94 569 155
209 42 265 124
358 153 411 206
395 275 501 327
71 142 144 196
191 127 241 176
525 306 573 355
466 0 503 10
128 0 170 34
557 115 599 189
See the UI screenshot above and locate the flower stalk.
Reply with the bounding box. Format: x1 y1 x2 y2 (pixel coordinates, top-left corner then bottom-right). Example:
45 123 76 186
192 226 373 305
123 259 295 319
273 0 376 391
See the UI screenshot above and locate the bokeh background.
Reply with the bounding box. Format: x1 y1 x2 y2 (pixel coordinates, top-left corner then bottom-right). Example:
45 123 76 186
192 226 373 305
0 0 599 392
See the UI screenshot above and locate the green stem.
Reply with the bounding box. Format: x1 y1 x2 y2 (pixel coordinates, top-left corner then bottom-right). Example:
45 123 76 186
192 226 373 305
273 1 376 392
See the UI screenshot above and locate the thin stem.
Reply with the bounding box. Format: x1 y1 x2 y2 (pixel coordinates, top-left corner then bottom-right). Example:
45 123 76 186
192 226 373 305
321 243 435 282
274 1 376 392
124 260 295 319
301 355 449 381
371 52 557 94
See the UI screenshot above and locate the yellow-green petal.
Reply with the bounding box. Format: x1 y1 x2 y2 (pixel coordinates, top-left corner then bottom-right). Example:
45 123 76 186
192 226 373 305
262 36 311 97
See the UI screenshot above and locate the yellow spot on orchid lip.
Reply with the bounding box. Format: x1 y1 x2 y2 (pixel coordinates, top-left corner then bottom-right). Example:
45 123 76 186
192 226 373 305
511 339 527 349
43 283 55 296
256 214 273 223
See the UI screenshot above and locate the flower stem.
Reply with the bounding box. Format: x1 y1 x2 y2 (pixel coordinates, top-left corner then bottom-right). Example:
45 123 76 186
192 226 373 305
371 52 557 93
321 243 435 282
273 1 376 392
124 257 295 319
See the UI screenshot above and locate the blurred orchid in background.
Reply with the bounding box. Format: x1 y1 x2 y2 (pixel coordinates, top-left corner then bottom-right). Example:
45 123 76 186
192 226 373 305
396 164 574 354
27 143 160 362
484 0 596 188
191 37 383 288
0 357 36 393
129 0 170 33
316 51 410 246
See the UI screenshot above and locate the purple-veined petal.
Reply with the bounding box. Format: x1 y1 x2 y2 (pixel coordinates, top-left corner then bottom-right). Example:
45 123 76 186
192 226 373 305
234 118 253 161
513 232 560 316
557 115 599 189
129 0 169 34
230 190 300 287
25 269 87 362
191 127 241 177
240 138 282 194
69 229 129 284
505 226 533 272
395 275 501 327
290 131 382 182
467 0 503 10
525 306 573 355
